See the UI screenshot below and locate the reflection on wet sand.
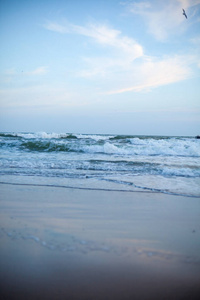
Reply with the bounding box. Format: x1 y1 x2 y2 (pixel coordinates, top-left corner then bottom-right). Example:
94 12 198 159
0 183 200 299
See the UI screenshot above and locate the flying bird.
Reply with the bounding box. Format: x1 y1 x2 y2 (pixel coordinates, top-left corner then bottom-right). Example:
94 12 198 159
182 8 187 19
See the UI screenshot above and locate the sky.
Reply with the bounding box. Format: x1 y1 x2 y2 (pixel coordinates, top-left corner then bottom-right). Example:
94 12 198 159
0 0 200 135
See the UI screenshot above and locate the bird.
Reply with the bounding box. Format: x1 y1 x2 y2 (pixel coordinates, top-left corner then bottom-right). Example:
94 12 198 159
182 8 187 19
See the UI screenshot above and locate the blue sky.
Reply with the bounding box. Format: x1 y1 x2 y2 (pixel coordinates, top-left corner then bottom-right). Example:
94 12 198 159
0 0 200 135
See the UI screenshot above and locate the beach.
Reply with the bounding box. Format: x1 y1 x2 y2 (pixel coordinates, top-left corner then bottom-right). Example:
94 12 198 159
0 182 200 300
1 0 200 296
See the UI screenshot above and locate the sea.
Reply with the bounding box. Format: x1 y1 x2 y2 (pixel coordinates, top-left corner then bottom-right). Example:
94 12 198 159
0 132 200 198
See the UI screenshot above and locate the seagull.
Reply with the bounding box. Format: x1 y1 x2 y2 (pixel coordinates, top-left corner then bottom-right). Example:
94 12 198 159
182 8 187 19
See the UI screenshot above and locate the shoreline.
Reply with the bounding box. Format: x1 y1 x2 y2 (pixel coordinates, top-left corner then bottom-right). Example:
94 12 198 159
0 178 199 198
0 183 200 299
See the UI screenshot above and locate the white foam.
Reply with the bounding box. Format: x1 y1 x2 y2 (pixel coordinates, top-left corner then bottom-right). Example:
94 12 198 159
16 132 69 139
162 167 200 177
129 138 200 157
16 132 114 141
129 175 200 197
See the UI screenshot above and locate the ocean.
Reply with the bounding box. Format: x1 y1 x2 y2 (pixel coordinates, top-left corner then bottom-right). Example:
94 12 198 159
0 132 200 197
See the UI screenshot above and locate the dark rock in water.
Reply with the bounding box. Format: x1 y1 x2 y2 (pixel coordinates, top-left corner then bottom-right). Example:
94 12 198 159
195 135 200 139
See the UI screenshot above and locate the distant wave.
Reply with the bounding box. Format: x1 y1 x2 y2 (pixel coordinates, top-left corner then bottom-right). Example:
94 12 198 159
0 133 21 138
0 132 77 139
0 132 192 140
0 132 199 157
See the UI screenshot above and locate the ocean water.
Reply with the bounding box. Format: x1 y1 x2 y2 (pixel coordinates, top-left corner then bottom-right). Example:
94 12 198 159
0 132 200 197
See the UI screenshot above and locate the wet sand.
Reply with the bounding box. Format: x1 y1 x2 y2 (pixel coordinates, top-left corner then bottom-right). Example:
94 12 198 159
0 183 200 299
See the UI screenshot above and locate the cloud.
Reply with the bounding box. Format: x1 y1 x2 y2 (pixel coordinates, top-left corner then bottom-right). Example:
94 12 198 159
44 21 144 78
1 66 49 89
27 66 48 75
4 66 48 77
43 21 69 34
74 24 144 78
0 85 79 109
190 36 200 67
5 68 16 76
123 0 200 41
177 0 200 8
107 55 192 94
5 66 48 75
73 23 143 59
43 20 194 95
45 21 143 61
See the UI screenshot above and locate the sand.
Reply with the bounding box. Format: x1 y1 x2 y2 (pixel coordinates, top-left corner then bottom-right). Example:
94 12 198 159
0 182 200 300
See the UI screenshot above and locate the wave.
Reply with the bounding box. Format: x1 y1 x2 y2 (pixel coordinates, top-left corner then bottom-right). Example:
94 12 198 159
0 132 112 141
0 133 22 138
75 134 114 141
161 167 200 178
20 141 79 152
0 134 199 157
1 155 199 179
1 132 200 156
0 132 78 140
1 132 192 140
